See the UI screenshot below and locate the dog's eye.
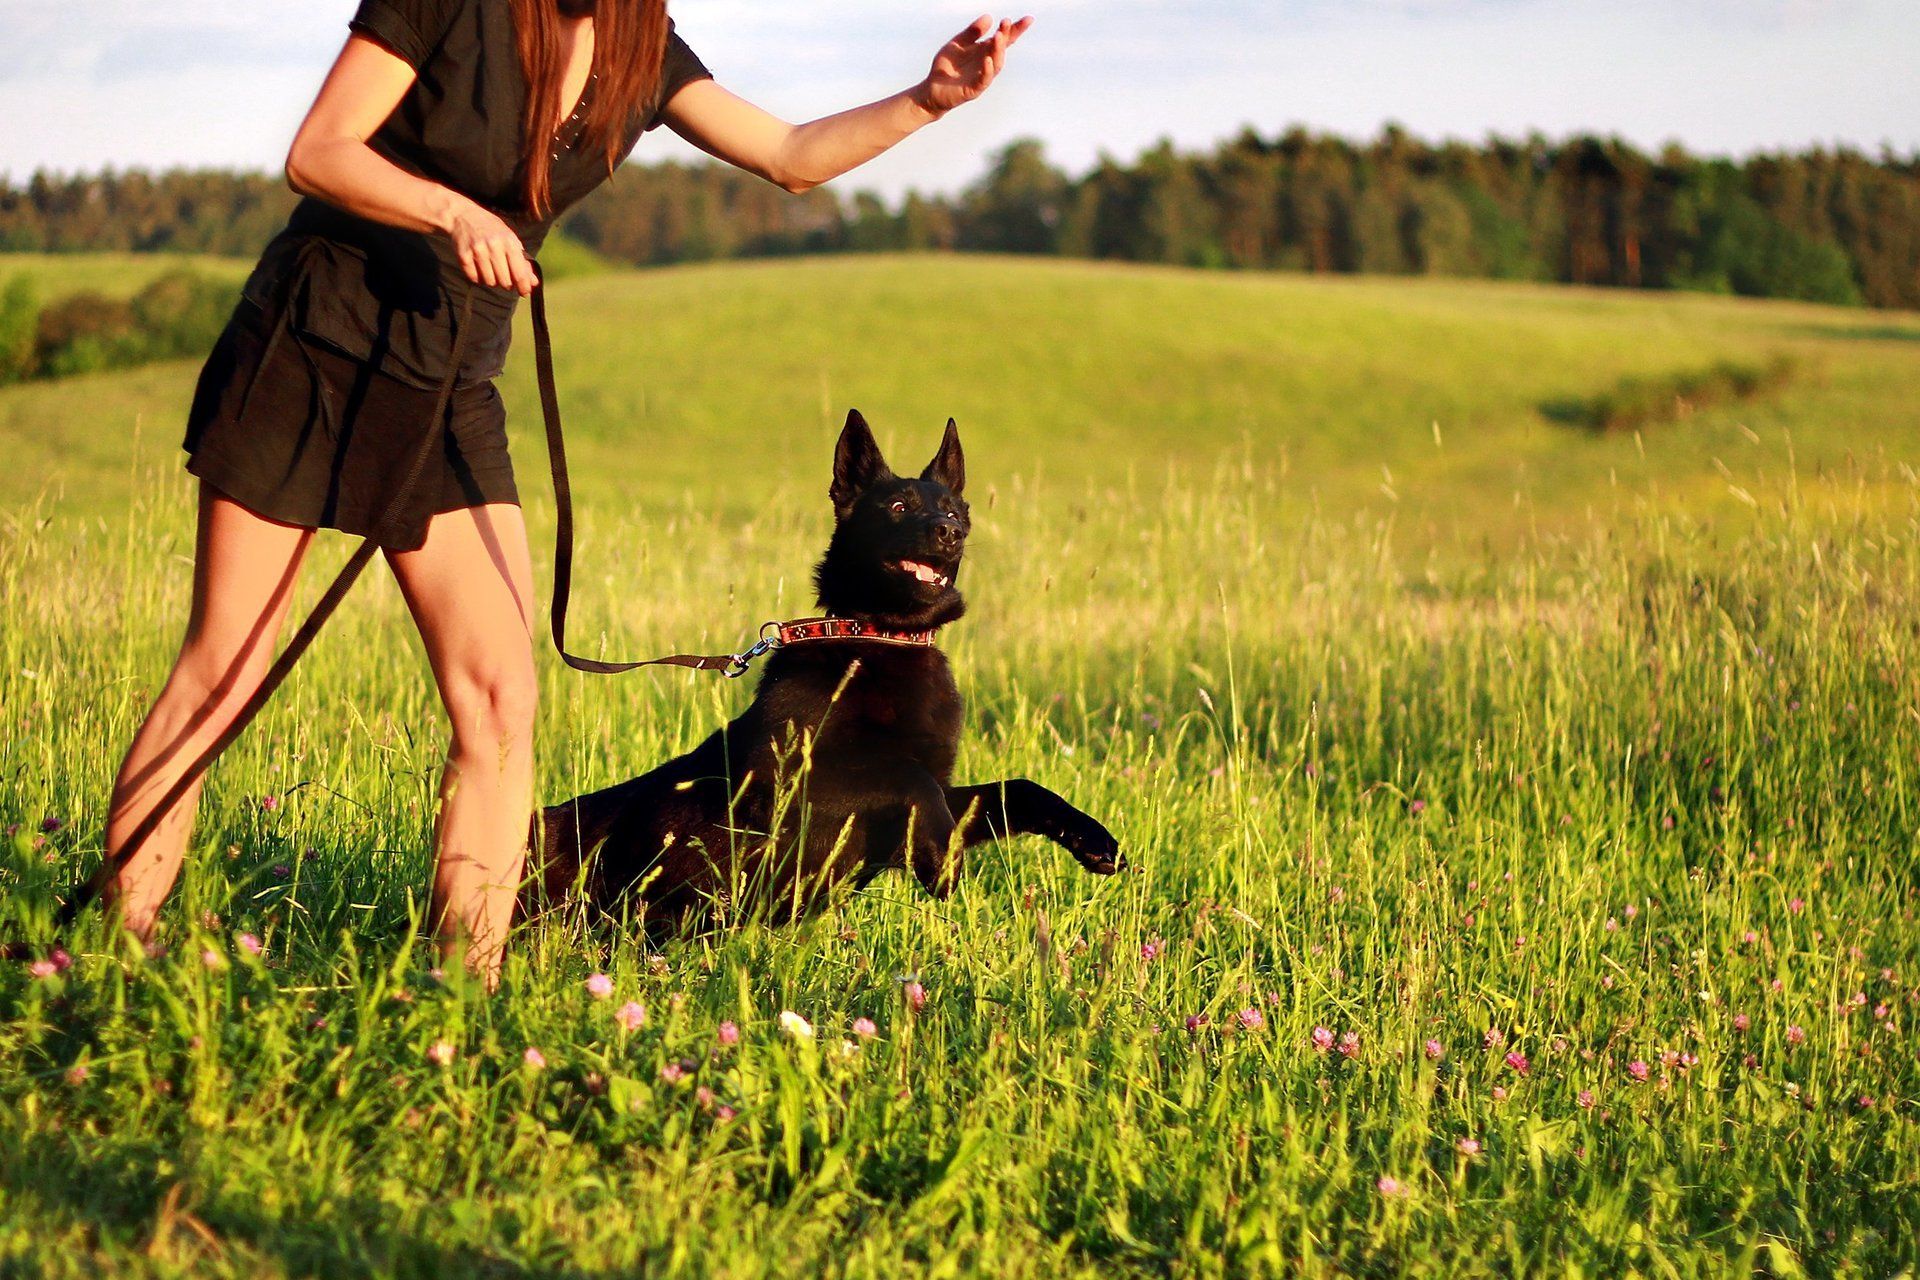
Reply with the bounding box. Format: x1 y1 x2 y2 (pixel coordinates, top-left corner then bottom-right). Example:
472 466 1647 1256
889 500 907 514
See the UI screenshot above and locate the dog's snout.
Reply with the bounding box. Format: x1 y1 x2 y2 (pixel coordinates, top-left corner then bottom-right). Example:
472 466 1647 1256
931 516 964 549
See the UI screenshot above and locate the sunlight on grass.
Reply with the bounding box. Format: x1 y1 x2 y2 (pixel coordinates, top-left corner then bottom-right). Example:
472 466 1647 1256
2 256 1918 1276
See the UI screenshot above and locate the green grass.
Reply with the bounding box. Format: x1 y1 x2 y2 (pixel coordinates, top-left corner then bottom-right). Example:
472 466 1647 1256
2 253 1918 1277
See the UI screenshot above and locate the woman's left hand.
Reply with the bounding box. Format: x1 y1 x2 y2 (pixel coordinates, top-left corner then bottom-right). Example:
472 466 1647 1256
913 15 1033 118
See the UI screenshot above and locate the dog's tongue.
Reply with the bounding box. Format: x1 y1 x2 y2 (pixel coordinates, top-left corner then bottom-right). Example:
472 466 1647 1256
902 560 944 584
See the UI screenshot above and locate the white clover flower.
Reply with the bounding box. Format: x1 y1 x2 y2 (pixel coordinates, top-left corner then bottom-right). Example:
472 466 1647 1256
778 1010 814 1041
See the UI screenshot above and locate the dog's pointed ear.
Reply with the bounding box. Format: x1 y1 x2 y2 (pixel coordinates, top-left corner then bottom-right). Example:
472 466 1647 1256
919 417 965 495
831 409 893 518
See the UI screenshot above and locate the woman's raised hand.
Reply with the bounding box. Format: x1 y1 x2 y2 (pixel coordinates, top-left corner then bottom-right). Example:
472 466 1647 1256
913 15 1033 118
444 198 537 296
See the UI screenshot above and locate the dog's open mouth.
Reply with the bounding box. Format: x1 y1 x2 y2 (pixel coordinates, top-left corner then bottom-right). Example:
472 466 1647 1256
896 558 952 588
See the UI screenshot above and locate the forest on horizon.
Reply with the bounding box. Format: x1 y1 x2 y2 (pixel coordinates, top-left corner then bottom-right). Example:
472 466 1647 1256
3 126 1917 309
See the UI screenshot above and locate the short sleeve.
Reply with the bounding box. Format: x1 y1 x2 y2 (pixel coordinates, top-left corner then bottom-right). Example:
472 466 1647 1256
349 0 461 69
644 19 713 131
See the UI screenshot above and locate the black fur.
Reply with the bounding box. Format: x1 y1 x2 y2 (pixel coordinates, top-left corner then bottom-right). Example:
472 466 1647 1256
525 411 1122 938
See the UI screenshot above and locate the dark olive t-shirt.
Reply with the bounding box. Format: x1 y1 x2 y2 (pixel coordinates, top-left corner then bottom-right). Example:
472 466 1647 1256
241 0 711 388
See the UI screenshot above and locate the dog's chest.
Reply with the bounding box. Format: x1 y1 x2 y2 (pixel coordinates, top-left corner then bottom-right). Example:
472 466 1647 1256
758 647 961 771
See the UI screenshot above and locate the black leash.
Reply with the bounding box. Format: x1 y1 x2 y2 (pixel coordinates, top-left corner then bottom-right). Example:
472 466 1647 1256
533 288 944 676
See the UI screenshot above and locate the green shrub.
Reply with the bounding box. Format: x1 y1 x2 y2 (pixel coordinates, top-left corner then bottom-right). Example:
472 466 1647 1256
33 291 145 378
129 269 233 360
1543 355 1797 433
0 275 37 384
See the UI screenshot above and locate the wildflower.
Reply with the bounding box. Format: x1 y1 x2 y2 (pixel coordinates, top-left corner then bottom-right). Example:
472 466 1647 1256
852 1017 877 1039
1186 1014 1209 1033
1627 1059 1649 1081
585 972 614 999
1786 1025 1805 1045
660 1061 686 1083
1504 1051 1529 1076
903 981 927 1012
1310 1026 1334 1052
523 1047 547 1070
40 816 64 833
715 1020 740 1047
615 1001 646 1032
426 1040 455 1067
1604 917 1618 933
1742 930 1758 945
65 1063 88 1085
1623 904 1638 920
260 794 279 813
1491 1086 1508 1102
1337 1031 1361 1059
1577 1089 1595 1109
49 948 72 972
200 948 225 970
1788 897 1804 914
1424 1039 1445 1061
271 863 291 880
1140 939 1164 961
1237 1007 1265 1030
1408 799 1427 816
1457 1137 1481 1156
695 1085 716 1109
237 933 262 957
1874 1003 1889 1020
716 1104 737 1121
1483 1028 1505 1050
1733 1013 1750 1032
778 1010 814 1041
1678 1052 1698 1070
28 960 56 979
1601 975 1615 989
1377 1176 1404 1196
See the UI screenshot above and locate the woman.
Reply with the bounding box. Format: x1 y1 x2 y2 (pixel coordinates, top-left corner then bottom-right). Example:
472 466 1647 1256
99 0 1031 980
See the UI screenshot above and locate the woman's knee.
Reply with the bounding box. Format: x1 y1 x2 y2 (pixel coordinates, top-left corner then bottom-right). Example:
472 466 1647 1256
444 661 538 752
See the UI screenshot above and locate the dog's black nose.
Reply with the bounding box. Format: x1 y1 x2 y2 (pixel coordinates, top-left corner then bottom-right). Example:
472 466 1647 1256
930 516 963 549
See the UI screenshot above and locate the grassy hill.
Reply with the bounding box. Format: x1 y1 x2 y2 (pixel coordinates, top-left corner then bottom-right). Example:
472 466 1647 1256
5 253 1917 540
1 255 1917 1277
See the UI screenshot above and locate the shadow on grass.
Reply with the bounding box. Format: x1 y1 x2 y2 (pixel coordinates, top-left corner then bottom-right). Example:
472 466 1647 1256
1540 355 1796 433
1790 322 1920 344
0 1127 596 1278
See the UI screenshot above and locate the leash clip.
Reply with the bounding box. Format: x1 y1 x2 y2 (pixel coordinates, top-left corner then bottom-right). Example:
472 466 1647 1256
725 621 785 678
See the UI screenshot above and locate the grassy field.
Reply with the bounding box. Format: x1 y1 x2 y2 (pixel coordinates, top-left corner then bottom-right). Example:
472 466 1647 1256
2 253 1918 1277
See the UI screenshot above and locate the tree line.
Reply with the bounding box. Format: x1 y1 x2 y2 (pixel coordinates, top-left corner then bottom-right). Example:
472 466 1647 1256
3 128 1916 308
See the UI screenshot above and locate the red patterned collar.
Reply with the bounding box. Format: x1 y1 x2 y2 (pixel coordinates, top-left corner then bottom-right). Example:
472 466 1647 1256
773 616 939 648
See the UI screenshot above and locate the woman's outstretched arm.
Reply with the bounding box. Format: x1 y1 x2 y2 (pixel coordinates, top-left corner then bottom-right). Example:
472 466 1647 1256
660 15 1033 194
284 36 538 295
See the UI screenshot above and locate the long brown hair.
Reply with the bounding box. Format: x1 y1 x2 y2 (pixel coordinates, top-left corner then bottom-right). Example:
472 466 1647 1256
510 0 669 219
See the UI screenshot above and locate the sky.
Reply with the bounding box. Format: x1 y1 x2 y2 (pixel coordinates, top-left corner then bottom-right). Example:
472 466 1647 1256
1 0 1915 200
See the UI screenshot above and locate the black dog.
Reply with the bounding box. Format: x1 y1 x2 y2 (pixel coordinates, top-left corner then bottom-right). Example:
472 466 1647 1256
525 411 1122 936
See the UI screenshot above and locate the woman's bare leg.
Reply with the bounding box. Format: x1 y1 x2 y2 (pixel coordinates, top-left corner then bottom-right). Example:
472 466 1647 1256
384 502 537 984
103 481 315 938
